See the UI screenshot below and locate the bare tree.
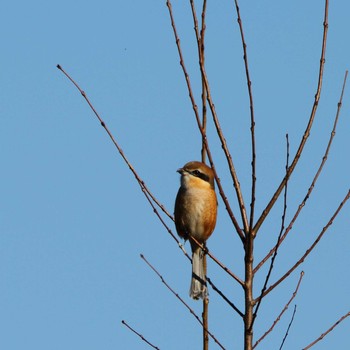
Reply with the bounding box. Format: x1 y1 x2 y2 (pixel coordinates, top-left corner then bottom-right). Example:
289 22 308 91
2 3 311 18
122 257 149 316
58 0 349 349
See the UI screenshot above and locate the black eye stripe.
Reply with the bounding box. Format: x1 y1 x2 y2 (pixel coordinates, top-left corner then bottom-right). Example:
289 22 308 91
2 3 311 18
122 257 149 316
190 169 210 183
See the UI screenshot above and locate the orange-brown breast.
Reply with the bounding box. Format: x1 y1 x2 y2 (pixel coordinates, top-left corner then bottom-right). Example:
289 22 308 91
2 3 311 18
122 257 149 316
174 182 217 246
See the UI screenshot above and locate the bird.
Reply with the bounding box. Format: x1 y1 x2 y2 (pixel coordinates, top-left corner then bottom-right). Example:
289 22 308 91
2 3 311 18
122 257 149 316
174 161 217 300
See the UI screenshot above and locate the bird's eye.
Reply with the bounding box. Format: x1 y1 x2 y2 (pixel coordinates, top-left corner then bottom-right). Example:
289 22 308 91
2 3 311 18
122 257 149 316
192 170 201 176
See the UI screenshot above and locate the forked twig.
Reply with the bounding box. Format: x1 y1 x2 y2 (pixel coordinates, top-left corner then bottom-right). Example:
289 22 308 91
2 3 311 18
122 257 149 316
121 320 160 350
254 70 348 274
140 254 226 350
261 190 350 299
253 0 329 237
253 272 304 349
302 311 350 350
166 0 245 242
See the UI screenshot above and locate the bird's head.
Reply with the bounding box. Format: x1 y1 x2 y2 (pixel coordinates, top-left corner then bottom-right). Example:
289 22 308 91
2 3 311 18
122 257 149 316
177 161 215 190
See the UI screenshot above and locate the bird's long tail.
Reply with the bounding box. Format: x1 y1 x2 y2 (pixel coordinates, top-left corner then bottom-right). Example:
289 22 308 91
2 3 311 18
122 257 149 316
190 247 207 300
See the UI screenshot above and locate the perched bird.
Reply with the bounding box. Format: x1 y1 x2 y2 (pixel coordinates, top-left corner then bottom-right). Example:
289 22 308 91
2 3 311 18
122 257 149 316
174 161 217 300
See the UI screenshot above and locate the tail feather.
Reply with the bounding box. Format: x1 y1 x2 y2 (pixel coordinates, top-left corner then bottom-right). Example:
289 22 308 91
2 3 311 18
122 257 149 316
190 248 207 300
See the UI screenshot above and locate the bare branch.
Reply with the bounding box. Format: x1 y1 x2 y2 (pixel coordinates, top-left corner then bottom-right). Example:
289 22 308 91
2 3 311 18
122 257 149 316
57 62 243 323
254 69 348 273
165 0 245 242
56 64 192 260
56 64 173 221
253 0 329 237
253 272 304 349
190 234 245 318
189 0 249 236
206 277 244 317
196 4 210 348
188 0 208 165
121 320 160 350
302 311 350 350
140 254 226 350
252 134 290 323
190 236 245 287
261 190 350 299
200 0 208 164
233 0 257 232
202 258 209 350
143 190 191 261
279 305 297 350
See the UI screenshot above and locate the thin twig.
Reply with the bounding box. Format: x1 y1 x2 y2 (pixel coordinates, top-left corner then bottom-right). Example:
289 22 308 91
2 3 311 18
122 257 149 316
56 64 191 260
184 233 245 315
253 272 304 349
261 190 350 299
252 134 290 324
254 70 348 273
199 0 208 164
121 320 160 350
143 190 191 261
166 0 245 242
190 235 245 287
302 311 350 350
189 0 249 236
206 277 244 317
202 273 209 350
53 68 238 313
56 64 173 222
196 3 210 349
279 305 297 350
253 0 329 237
140 254 226 350
233 0 257 233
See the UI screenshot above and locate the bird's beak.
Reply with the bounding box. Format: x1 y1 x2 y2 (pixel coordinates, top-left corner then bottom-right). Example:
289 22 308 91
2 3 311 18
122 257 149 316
177 167 184 174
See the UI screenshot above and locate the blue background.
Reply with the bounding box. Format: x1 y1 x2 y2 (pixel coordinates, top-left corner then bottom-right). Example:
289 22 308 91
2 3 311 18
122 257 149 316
1 1 349 349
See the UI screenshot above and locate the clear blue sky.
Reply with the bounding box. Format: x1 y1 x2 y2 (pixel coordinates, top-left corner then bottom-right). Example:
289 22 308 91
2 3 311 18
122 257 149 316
1 1 349 349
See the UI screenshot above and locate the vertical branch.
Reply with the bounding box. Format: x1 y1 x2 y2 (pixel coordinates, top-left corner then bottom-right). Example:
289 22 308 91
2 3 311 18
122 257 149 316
200 0 208 164
202 255 209 350
233 0 257 232
166 0 245 242
190 1 249 236
244 231 254 350
197 3 209 348
252 134 290 324
253 0 329 237
231 3 256 349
